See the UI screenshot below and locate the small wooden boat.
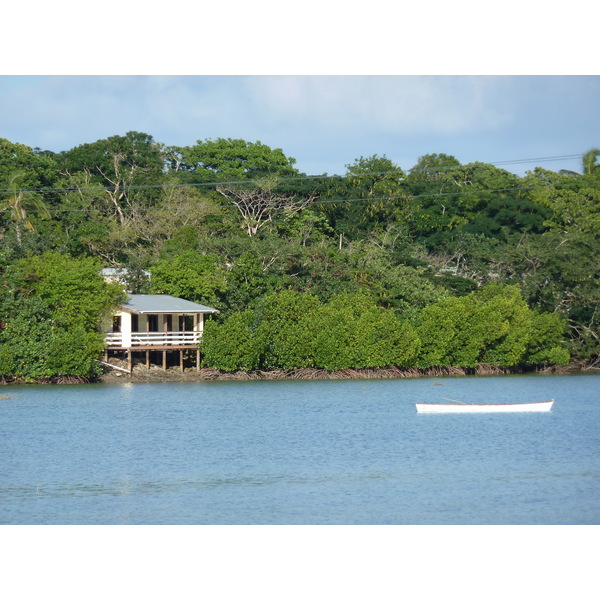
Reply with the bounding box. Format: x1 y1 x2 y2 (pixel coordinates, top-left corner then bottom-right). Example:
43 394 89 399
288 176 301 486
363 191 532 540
415 399 554 414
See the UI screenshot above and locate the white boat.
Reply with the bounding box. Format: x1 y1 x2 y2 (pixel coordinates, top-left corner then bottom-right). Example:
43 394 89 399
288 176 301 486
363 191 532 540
415 399 554 414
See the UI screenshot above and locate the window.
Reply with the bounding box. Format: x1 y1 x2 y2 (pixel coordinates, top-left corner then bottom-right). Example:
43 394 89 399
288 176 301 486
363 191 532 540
147 315 158 332
179 315 194 331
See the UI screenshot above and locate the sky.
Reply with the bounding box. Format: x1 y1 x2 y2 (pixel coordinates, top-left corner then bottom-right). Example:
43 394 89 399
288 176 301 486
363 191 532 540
2 3 598 180
1 74 598 177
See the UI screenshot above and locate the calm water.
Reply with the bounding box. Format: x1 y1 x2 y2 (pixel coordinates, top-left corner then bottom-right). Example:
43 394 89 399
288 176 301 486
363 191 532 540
1 374 598 524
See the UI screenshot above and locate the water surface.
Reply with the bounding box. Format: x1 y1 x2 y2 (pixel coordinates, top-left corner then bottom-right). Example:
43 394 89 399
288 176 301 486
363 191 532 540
1 374 598 524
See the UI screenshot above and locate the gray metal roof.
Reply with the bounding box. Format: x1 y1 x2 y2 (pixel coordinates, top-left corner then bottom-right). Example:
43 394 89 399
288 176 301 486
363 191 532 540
122 295 219 314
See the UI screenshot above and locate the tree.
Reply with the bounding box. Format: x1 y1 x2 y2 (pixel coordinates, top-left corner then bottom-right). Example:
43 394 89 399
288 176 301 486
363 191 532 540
216 178 317 236
528 174 600 236
150 251 227 304
582 148 600 176
0 138 59 189
408 153 461 180
254 290 321 369
220 251 281 312
322 155 406 239
310 294 421 370
0 139 58 254
523 311 570 366
318 233 448 316
55 148 223 265
52 170 112 257
174 138 299 183
0 252 125 380
490 230 600 362
200 310 263 371
96 181 223 266
200 291 422 372
465 195 550 238
1 171 50 246
404 158 525 246
58 131 165 226
415 284 568 368
0 131 594 373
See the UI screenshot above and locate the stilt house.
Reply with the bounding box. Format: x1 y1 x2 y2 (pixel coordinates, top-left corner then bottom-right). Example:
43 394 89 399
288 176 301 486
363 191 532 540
104 294 219 372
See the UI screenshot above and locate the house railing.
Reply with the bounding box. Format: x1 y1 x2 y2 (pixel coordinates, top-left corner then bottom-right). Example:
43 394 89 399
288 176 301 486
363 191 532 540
105 331 202 347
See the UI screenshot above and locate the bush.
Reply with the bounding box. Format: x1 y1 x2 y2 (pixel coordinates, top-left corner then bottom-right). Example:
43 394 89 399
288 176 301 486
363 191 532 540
200 311 263 371
311 294 420 370
0 252 125 380
201 291 421 372
415 284 568 368
255 290 321 369
523 312 570 366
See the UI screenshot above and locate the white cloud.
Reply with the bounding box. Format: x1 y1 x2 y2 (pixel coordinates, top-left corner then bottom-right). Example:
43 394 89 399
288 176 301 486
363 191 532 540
245 76 514 137
1 75 597 177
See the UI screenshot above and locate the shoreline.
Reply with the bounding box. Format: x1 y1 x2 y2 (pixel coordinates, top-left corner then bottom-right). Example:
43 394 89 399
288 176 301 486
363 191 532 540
2 362 595 386
99 362 586 384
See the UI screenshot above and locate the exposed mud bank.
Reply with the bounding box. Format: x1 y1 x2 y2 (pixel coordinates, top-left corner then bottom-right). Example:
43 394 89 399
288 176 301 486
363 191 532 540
2 361 593 386
97 362 582 384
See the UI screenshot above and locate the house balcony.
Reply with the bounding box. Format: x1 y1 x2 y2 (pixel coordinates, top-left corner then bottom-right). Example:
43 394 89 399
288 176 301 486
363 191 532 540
104 331 202 349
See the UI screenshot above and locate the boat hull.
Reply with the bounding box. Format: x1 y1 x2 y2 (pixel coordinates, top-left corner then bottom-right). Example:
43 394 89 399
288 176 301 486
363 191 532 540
415 399 554 414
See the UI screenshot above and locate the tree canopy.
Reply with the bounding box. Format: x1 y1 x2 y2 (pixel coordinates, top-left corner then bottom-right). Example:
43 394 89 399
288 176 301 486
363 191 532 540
0 252 125 381
169 138 299 182
1 132 597 380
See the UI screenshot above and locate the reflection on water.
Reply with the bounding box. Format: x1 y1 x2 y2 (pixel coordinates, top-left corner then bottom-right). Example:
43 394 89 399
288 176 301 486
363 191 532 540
1 374 599 524
10 470 395 500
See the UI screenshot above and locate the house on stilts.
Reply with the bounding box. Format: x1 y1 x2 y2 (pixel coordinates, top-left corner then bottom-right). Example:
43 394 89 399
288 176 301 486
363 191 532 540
103 294 219 372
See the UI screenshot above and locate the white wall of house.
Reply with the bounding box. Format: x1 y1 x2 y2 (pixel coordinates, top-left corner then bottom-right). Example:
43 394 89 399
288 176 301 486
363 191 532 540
120 311 132 347
105 310 206 348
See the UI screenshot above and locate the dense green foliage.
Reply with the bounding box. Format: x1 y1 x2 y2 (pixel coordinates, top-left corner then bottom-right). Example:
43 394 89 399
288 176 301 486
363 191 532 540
0 252 125 380
1 132 598 379
415 284 568 368
201 291 423 371
150 251 227 304
200 287 567 372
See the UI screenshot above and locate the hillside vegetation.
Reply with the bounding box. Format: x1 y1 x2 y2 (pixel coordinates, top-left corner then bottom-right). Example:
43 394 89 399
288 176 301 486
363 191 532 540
1 134 598 381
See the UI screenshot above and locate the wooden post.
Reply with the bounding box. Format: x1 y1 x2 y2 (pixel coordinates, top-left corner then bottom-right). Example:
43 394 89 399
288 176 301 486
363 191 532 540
180 350 184 372
195 314 201 372
127 350 132 373
146 350 150 369
162 350 167 370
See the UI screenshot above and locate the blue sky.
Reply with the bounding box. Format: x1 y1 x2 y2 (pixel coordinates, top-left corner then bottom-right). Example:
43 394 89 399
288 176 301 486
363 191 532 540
1 75 598 177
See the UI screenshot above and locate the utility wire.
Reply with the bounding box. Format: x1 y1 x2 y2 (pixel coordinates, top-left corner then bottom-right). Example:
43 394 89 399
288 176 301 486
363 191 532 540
3 180 599 215
0 153 591 195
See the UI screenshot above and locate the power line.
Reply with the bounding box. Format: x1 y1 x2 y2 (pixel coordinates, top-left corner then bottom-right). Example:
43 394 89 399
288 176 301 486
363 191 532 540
488 154 582 166
0 153 590 195
3 180 598 215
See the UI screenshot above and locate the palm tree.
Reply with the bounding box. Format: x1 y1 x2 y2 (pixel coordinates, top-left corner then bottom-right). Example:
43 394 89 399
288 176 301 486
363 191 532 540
559 149 600 177
582 148 600 176
0 171 50 245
